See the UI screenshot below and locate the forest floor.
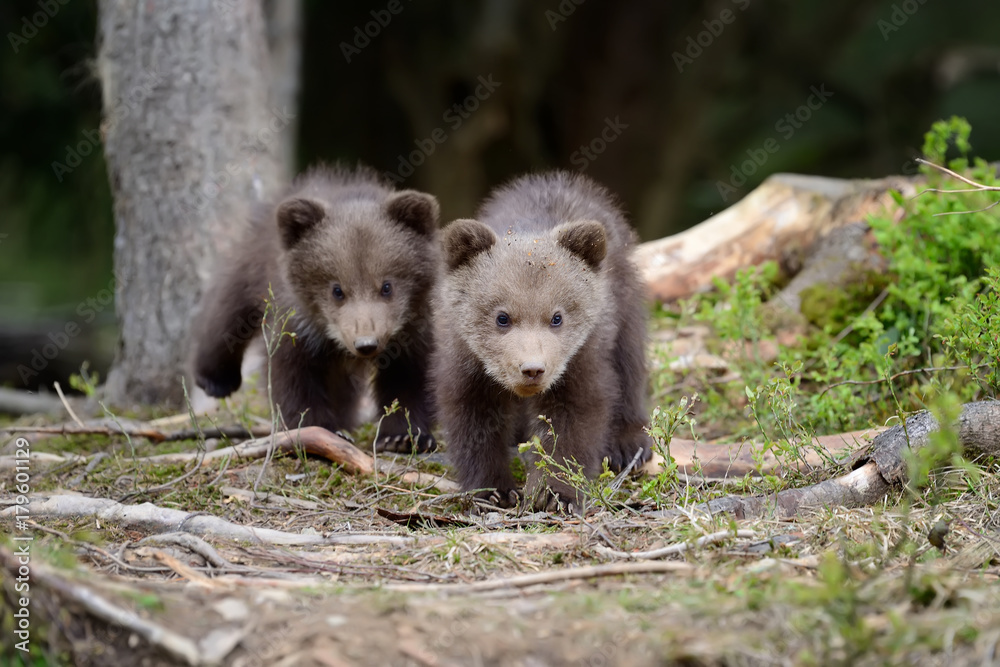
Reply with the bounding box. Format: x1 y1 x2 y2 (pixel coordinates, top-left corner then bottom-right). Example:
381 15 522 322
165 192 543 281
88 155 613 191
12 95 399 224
3 316 1000 667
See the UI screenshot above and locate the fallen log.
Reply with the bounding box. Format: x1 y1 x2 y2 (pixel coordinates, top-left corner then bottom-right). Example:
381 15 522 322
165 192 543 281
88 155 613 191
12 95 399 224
0 386 65 416
651 400 1000 521
640 428 882 479
634 172 919 302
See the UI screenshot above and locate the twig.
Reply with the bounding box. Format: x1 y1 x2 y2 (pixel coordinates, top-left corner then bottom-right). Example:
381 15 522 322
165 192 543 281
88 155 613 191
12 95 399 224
138 532 241 570
913 158 1000 216
2 495 423 547
595 529 757 560
932 200 1000 217
819 365 972 397
608 445 645 493
0 545 203 665
68 452 110 488
830 287 890 345
53 381 86 428
0 424 168 440
118 448 207 503
0 427 459 493
206 453 234 487
0 423 273 442
385 560 693 594
150 550 218 586
915 158 1000 191
161 425 272 442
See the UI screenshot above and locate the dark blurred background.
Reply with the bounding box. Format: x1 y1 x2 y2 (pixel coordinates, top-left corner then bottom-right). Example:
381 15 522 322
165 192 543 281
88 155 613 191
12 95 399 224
2 0 1000 391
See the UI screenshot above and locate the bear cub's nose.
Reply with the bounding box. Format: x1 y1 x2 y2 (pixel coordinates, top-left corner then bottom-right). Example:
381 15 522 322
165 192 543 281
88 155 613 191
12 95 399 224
354 337 379 357
520 362 545 379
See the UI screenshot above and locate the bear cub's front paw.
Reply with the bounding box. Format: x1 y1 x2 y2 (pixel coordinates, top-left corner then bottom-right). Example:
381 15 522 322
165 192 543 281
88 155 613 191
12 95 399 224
195 363 242 399
375 431 437 454
473 487 522 510
603 435 653 474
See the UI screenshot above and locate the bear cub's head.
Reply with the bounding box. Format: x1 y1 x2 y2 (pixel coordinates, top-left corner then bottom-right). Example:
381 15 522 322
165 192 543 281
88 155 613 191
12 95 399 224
277 190 439 358
441 218 611 397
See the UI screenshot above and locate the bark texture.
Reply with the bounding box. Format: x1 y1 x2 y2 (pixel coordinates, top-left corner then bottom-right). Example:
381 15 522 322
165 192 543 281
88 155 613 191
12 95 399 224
98 0 286 406
634 173 919 303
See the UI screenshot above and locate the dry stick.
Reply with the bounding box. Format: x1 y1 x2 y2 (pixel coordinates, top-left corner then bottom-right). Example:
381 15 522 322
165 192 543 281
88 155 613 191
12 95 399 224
150 550 217 586
52 381 86 428
0 427 458 492
2 495 421 547
597 529 758 560
206 453 234 487
819 365 974 398
68 451 109 487
138 532 242 570
0 424 169 440
141 427 373 473
649 400 1000 522
119 449 208 503
0 423 273 442
0 545 203 666
385 560 693 594
914 158 1000 216
830 287 890 346
915 158 1000 191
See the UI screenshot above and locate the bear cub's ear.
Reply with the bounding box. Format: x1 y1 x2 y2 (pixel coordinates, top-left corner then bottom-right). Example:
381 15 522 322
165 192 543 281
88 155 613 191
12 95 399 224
443 219 497 271
556 220 607 269
386 191 440 236
276 198 326 249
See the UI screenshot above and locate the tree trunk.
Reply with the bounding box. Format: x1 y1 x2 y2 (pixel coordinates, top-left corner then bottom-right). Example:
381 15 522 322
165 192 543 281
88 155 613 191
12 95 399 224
98 0 287 407
263 0 303 175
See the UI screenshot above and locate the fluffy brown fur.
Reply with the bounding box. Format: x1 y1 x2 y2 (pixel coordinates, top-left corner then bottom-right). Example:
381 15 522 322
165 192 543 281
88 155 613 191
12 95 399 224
433 171 651 510
191 165 440 452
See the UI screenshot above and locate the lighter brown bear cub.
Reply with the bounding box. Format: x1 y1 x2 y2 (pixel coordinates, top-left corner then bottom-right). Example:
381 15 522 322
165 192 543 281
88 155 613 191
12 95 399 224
191 165 440 452
434 171 652 511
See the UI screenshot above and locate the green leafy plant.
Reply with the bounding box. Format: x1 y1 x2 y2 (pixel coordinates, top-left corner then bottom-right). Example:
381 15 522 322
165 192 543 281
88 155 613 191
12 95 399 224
641 395 697 502
518 415 620 512
68 361 100 398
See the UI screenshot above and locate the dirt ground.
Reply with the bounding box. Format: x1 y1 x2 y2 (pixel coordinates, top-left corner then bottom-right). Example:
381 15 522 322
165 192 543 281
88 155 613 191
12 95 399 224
3 329 1000 666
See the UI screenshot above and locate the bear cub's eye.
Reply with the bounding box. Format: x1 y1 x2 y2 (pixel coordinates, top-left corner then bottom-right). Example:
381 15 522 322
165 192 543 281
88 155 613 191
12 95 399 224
332 284 345 300
550 312 562 327
380 282 393 297
496 312 511 328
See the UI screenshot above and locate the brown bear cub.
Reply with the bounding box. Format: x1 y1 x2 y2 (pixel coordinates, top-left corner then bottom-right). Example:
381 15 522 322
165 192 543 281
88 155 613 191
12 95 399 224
191 165 440 453
434 171 652 510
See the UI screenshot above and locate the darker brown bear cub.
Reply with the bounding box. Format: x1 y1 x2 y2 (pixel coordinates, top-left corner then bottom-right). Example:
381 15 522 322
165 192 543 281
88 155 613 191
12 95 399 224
433 171 652 511
191 165 440 452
